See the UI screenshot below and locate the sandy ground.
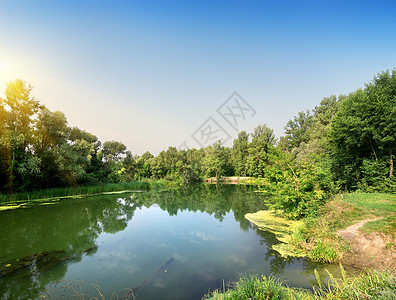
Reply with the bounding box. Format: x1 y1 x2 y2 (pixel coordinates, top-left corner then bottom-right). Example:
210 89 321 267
337 218 396 272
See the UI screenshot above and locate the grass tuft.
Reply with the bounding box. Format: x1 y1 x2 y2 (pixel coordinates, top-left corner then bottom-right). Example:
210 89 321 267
204 267 396 300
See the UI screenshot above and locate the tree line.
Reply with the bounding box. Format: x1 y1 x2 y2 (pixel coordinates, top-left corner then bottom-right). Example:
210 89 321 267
1 70 395 208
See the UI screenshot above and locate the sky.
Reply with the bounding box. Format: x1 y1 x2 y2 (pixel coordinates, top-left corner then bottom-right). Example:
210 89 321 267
1 0 396 155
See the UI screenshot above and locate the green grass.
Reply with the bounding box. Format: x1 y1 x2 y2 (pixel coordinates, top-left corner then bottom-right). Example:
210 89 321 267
328 192 396 234
204 267 396 300
313 266 396 299
0 180 169 204
290 217 350 264
361 215 396 236
204 274 308 300
308 240 340 264
340 193 396 214
289 192 396 263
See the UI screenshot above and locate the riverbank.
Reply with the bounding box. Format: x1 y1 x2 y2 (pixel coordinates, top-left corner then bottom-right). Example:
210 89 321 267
205 192 396 299
204 268 396 299
204 177 251 184
291 192 396 270
0 180 169 210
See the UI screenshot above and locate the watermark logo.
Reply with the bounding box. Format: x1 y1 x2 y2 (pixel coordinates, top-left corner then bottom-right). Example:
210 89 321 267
191 117 231 148
178 140 190 151
217 92 256 132
178 92 255 150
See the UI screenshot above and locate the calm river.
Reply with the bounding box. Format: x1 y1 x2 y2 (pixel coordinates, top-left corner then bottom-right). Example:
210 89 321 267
0 185 341 299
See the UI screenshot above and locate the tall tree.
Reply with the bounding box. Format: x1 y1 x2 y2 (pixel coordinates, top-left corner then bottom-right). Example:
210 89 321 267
204 141 233 178
232 131 249 176
284 110 313 151
292 95 344 161
329 69 396 189
247 124 276 177
102 141 127 163
365 70 396 177
34 107 69 187
136 151 154 178
102 141 127 182
0 79 41 193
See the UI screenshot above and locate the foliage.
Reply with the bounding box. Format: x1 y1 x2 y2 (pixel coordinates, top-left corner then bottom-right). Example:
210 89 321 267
251 151 334 219
0 80 137 193
1 68 395 203
231 131 249 176
309 240 339 264
289 192 396 264
329 69 396 190
289 216 348 264
313 267 396 300
204 274 308 300
292 95 343 162
203 141 234 178
204 268 396 300
285 110 314 151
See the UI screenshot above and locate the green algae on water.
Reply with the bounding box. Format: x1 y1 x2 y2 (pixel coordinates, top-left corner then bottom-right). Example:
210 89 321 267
245 210 305 257
0 205 21 211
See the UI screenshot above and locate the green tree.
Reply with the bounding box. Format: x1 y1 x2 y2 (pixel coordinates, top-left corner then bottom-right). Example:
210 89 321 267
101 141 127 182
365 70 396 178
292 95 344 161
0 79 41 193
246 124 276 177
284 110 313 151
329 69 396 189
136 151 154 178
34 107 69 187
123 150 138 181
203 141 233 178
102 141 127 163
232 131 249 176
329 89 372 188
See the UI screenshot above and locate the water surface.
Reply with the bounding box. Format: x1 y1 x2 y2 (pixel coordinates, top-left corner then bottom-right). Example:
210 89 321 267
0 185 339 299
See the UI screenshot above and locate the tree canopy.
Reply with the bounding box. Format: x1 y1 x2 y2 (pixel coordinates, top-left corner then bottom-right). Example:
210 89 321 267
1 69 395 199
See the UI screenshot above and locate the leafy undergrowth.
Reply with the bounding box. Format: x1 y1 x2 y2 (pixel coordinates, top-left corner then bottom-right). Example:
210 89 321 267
290 192 396 264
204 266 396 300
290 217 348 263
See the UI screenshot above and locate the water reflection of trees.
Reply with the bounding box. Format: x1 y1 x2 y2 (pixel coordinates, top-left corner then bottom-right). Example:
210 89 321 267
136 184 268 227
0 184 316 298
0 193 142 299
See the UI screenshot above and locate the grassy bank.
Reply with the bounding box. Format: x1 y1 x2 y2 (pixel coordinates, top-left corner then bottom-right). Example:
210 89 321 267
204 267 396 300
290 192 396 263
205 192 396 299
0 179 169 204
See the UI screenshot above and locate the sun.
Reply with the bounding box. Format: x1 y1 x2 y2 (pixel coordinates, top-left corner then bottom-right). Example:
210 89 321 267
0 61 16 87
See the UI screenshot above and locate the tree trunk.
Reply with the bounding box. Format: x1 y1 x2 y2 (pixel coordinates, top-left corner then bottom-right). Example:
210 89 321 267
370 142 378 162
390 145 394 177
7 147 14 199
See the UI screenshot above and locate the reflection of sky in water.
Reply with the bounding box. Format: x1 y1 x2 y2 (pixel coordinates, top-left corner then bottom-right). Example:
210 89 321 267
51 205 326 299
0 187 352 300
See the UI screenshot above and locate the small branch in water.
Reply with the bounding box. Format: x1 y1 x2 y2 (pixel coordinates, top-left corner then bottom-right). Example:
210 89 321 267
121 258 174 299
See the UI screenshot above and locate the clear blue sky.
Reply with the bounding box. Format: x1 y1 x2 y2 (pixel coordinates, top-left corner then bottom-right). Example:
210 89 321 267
1 0 395 155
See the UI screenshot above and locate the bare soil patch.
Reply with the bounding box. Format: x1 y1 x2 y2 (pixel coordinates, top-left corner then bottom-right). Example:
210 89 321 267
338 218 396 272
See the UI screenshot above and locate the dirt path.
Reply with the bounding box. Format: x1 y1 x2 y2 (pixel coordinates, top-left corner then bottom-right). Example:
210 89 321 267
337 218 396 272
